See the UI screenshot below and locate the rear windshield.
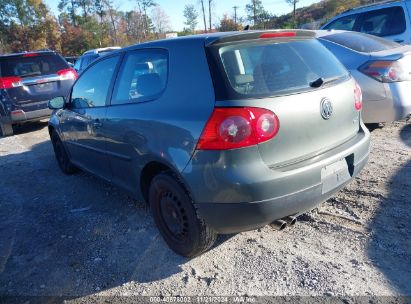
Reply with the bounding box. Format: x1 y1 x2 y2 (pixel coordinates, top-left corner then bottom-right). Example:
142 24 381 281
320 32 401 53
208 38 350 100
0 53 68 78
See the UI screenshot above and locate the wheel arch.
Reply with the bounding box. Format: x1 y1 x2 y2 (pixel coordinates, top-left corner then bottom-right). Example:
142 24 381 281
140 160 191 204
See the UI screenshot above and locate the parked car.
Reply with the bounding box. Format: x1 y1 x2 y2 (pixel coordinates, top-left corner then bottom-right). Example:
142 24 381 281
321 0 411 44
0 51 77 137
48 30 370 257
73 47 121 74
317 30 411 124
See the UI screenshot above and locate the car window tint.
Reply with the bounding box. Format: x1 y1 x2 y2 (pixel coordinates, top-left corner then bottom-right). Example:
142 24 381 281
321 32 401 52
71 55 120 108
359 7 405 36
323 14 358 31
0 54 67 77
81 55 98 69
212 39 349 98
111 49 168 105
73 58 82 71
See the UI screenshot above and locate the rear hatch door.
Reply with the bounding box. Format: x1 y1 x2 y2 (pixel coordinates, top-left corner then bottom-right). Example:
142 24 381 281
0 53 73 111
208 33 360 167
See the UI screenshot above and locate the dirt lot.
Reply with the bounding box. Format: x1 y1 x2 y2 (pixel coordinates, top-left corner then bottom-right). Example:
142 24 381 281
0 121 410 300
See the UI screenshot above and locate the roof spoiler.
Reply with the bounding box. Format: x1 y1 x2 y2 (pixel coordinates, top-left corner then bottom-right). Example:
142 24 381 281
205 30 316 46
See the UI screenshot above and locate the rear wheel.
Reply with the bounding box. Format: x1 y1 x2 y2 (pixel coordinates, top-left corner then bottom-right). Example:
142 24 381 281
51 131 78 174
149 173 217 257
0 116 13 137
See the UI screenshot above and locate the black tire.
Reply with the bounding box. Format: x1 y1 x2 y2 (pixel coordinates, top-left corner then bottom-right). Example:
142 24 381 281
51 131 78 174
149 173 217 257
0 118 13 137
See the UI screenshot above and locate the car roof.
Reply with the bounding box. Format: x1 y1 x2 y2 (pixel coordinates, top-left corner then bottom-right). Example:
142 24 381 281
121 29 316 52
341 0 407 15
323 0 409 27
0 50 56 59
315 29 349 38
83 47 122 55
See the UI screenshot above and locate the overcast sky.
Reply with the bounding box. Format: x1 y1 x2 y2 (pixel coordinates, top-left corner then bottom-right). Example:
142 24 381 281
43 0 320 31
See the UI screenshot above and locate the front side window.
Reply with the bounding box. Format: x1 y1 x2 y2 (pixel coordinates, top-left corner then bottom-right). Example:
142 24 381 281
323 14 358 31
359 7 406 36
209 39 349 99
71 55 120 109
111 49 168 105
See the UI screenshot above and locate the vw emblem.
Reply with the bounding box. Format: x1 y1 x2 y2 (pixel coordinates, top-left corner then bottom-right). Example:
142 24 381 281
320 98 333 120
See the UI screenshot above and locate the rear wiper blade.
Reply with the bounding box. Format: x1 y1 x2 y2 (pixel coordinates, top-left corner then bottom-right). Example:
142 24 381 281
309 77 324 88
309 76 341 88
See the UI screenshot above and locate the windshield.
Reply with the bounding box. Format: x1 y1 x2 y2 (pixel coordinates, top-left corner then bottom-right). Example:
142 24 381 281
208 38 350 100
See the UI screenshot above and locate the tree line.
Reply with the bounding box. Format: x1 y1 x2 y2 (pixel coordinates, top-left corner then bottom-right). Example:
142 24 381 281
0 0 377 56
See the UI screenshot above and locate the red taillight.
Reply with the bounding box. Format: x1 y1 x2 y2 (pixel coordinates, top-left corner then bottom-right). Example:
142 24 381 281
0 76 23 89
197 107 280 150
354 82 362 111
359 60 411 83
57 68 78 80
260 32 296 39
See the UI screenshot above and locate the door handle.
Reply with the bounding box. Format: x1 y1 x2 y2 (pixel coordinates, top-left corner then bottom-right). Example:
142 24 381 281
394 39 404 43
92 119 103 128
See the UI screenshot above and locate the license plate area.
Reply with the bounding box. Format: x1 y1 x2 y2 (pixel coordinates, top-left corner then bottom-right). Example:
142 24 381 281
321 158 351 194
33 82 55 93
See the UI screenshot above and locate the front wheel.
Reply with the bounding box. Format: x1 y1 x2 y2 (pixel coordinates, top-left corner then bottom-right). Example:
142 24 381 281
51 131 78 174
149 173 217 257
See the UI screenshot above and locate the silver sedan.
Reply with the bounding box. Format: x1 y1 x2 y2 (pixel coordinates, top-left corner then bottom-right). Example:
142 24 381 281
317 30 411 124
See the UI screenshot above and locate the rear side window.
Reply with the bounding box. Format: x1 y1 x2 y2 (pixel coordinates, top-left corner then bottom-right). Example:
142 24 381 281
321 32 401 52
323 14 358 31
359 6 406 36
0 54 67 78
111 49 168 105
208 39 349 99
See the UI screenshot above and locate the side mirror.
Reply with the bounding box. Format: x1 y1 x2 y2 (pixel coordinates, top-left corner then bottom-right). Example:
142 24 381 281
48 96 65 110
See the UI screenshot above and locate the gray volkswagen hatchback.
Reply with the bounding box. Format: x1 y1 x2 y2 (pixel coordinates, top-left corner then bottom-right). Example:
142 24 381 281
48 30 370 257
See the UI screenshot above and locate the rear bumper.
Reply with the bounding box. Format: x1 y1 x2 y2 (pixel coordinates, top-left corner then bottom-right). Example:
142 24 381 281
363 102 411 124
10 108 52 123
362 81 411 123
182 124 370 234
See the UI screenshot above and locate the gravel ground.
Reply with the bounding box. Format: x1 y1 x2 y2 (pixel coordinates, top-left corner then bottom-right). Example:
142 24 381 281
0 121 410 300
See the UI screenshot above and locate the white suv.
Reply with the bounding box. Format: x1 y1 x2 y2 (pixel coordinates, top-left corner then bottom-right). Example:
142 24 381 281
321 0 411 44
